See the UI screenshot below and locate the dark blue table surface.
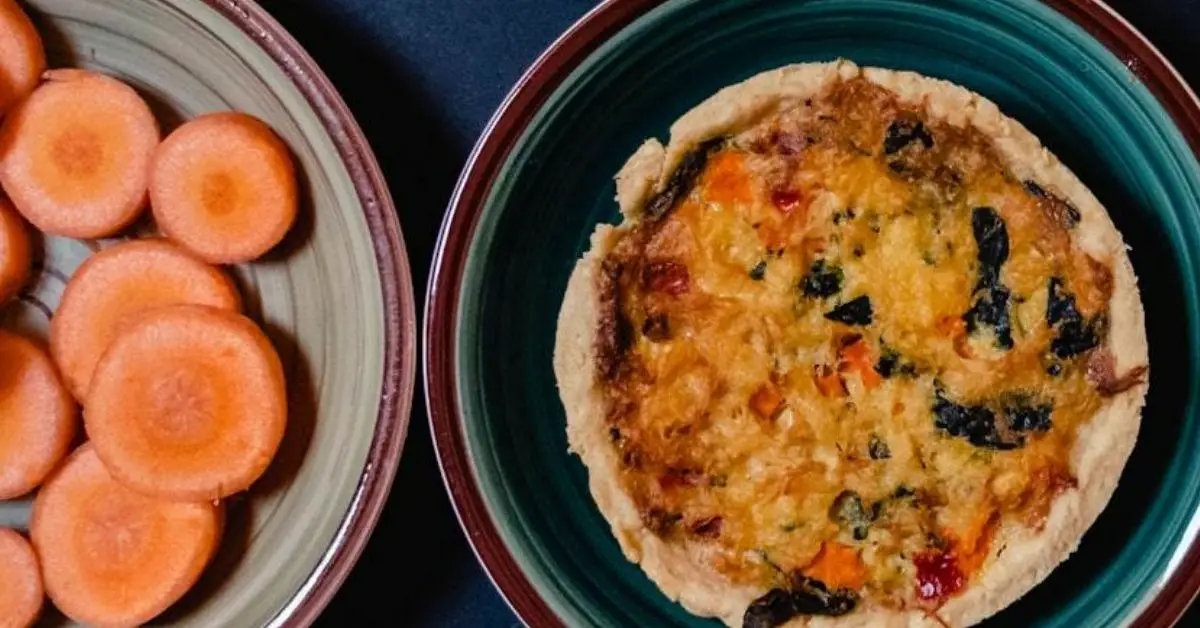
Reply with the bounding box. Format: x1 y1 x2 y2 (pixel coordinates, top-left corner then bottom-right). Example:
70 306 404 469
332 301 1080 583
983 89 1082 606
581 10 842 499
252 1 1200 625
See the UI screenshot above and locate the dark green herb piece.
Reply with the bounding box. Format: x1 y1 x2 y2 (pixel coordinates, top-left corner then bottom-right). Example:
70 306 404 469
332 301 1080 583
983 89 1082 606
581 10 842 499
876 345 917 378
1002 394 1053 432
644 136 725 220
1046 277 1099 358
962 207 1014 349
884 119 934 155
750 260 768 281
742 578 858 628
829 490 872 540
802 260 843 298
825 295 873 326
932 385 1022 450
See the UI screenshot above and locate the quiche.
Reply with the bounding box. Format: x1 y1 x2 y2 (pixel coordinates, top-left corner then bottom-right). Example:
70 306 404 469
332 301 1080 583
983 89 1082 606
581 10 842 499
553 60 1149 627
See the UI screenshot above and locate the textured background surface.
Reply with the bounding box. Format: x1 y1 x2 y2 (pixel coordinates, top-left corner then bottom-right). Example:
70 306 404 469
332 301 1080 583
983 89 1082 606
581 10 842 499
249 0 1200 626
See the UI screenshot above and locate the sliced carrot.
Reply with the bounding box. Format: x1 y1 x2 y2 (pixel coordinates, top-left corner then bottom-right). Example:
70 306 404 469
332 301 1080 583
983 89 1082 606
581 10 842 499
803 541 868 590
839 338 882 390
0 69 159 238
749 382 785 419
50 238 240 401
30 444 221 627
0 528 43 628
0 330 76 500
150 112 297 263
702 151 753 207
813 364 846 397
85 304 286 501
0 197 30 303
0 0 45 114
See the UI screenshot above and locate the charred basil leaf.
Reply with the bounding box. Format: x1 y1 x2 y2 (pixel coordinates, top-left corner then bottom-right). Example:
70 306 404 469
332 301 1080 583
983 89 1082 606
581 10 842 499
802 260 843 298
830 490 872 540
1047 277 1081 326
964 284 1014 350
743 589 798 628
1046 277 1100 358
972 207 1009 289
876 345 917 378
1051 320 1099 358
883 119 934 155
1024 179 1082 227
933 387 1022 450
962 208 1014 349
791 576 858 616
868 434 891 460
1003 396 1053 432
596 259 634 381
750 260 768 281
644 136 726 220
825 295 873 326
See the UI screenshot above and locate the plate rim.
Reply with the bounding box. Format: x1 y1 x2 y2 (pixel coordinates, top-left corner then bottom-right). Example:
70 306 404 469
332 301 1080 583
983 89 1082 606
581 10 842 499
423 0 1200 626
196 1 418 626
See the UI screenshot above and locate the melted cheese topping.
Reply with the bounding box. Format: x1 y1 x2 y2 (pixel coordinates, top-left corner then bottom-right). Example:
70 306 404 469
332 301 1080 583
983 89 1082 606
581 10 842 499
598 78 1118 611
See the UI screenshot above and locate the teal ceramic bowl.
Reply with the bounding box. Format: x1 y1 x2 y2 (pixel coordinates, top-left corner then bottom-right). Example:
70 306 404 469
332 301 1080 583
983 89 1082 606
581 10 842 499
426 0 1200 625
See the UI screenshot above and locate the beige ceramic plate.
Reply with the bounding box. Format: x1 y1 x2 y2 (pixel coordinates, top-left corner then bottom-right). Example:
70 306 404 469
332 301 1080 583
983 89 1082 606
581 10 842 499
0 0 416 626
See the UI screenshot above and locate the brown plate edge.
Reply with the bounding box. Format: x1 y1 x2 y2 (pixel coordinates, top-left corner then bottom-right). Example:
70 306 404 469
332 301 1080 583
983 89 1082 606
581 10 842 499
198 1 419 626
423 0 1200 627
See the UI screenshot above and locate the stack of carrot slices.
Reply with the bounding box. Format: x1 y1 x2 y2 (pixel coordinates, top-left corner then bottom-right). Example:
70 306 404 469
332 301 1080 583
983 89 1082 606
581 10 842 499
0 1 298 625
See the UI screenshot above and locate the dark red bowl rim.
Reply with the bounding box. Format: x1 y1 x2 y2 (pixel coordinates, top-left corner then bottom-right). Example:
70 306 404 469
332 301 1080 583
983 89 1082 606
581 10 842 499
424 0 1200 626
197 1 418 626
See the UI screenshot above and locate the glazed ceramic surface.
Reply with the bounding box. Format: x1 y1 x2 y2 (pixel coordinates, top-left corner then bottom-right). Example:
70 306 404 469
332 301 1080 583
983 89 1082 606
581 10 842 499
0 0 416 626
428 0 1200 626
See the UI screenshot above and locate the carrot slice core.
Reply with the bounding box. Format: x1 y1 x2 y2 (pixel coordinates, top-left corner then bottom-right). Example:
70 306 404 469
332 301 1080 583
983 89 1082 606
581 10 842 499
85 304 286 501
0 70 159 238
151 112 297 263
30 445 221 627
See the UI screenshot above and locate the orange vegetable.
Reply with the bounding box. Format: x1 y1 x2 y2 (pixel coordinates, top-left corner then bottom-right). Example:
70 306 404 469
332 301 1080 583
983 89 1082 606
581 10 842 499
85 304 287 502
0 70 159 238
0 0 45 114
0 528 43 628
0 330 77 500
50 238 241 401
936 315 966 338
813 364 846 397
948 508 999 577
804 541 868 590
702 151 753 207
749 382 785 419
0 197 30 303
150 112 297 263
31 444 222 627
839 337 882 389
